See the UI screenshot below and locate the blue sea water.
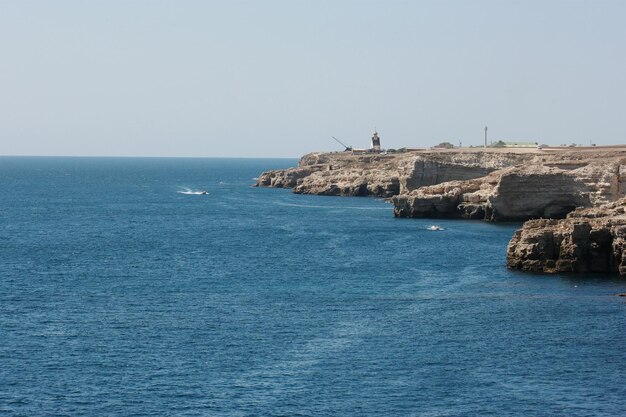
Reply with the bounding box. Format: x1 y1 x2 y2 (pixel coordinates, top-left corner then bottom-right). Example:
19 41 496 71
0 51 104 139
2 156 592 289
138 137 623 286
1 157 625 416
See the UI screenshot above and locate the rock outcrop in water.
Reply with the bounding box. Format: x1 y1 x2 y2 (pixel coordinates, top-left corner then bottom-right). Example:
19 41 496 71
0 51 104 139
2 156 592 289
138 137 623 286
392 153 626 221
507 198 626 276
257 147 626 276
257 149 626 222
391 166 595 221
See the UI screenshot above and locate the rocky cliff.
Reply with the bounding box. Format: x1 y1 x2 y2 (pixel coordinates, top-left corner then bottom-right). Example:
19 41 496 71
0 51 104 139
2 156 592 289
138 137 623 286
256 150 536 197
507 198 626 276
257 149 626 222
392 154 626 221
392 165 594 221
257 147 626 276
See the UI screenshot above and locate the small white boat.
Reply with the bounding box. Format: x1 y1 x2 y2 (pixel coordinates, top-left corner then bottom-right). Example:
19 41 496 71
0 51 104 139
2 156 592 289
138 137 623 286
427 225 444 231
178 189 209 195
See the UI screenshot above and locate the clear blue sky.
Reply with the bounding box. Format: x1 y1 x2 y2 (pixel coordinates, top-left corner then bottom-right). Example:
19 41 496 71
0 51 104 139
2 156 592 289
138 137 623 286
1 0 625 157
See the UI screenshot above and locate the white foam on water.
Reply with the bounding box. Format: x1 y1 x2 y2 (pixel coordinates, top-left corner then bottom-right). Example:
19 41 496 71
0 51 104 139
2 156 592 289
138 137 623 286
177 187 209 195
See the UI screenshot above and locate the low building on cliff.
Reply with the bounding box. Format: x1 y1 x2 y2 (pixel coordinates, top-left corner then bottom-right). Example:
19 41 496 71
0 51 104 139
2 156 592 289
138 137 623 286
501 141 539 148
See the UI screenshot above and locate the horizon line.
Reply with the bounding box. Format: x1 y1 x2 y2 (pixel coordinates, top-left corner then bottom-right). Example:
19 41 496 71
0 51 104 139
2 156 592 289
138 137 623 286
0 154 302 159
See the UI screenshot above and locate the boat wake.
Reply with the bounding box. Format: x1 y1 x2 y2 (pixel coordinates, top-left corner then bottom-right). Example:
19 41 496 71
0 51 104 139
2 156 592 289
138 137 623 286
178 188 209 195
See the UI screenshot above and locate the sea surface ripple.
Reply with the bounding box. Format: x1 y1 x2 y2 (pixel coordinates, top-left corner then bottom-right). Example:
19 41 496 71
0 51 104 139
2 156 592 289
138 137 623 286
1 157 625 416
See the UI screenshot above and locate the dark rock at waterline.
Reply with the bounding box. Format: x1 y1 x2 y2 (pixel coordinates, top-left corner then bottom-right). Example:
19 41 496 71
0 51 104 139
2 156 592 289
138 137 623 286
507 199 626 277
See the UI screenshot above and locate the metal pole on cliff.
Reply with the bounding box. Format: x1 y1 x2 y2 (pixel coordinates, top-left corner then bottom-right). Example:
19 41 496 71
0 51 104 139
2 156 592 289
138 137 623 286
484 126 488 148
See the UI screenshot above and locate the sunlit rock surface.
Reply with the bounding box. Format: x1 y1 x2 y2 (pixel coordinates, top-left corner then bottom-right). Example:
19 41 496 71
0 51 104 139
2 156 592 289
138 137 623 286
507 198 626 276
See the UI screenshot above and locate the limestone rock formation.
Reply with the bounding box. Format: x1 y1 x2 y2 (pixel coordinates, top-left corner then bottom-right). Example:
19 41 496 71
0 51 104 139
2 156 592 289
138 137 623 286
391 152 626 221
255 150 536 198
257 148 626 223
392 165 594 221
257 147 626 276
506 198 626 276
256 166 324 189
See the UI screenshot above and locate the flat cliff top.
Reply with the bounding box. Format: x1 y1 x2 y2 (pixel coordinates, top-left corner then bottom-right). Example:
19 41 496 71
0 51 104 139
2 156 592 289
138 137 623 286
299 146 626 167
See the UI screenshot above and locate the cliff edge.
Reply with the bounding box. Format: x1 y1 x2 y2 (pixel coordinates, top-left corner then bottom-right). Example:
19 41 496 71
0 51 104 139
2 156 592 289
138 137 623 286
257 147 626 276
256 150 536 198
257 149 626 222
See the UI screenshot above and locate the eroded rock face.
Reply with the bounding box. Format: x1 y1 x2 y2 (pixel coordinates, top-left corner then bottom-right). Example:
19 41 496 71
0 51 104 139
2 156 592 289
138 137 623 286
256 148 626 276
256 166 324 189
506 198 626 276
255 153 405 196
392 160 619 221
255 151 535 198
490 171 589 220
257 149 626 224
400 152 535 192
392 178 485 219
